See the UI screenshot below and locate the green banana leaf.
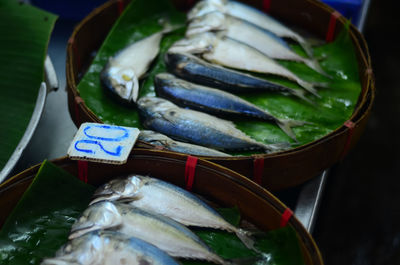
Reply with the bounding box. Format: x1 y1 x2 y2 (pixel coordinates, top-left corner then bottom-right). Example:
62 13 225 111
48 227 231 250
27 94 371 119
76 0 360 155
0 161 304 265
0 1 57 169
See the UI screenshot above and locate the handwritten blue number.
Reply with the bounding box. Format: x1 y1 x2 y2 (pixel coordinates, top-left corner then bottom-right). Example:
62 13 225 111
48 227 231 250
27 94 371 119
74 139 122 156
84 125 129 142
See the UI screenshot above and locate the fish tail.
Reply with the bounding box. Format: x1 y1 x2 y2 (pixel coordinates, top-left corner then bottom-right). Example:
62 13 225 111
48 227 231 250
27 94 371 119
288 88 317 105
304 58 332 78
276 119 307 143
296 79 321 98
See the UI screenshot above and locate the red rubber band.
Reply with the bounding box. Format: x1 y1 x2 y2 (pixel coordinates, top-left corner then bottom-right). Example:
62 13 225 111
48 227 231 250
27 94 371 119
253 157 264 185
117 0 125 16
262 0 271 13
326 11 341 42
280 208 293 227
77 160 88 183
184 156 198 191
341 120 356 159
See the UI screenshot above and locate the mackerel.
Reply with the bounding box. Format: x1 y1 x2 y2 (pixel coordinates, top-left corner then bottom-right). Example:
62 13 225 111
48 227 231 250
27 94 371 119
41 230 179 265
139 130 232 156
187 0 315 57
169 32 320 97
155 73 305 141
69 201 226 264
165 52 313 104
90 175 257 252
137 96 290 152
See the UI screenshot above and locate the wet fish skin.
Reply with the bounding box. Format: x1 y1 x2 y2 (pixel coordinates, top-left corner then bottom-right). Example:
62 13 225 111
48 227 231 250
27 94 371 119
155 73 304 141
90 175 257 252
137 96 290 152
139 130 232 157
169 32 320 97
100 28 167 104
41 230 179 265
165 52 313 104
69 201 226 264
187 0 314 57
186 11 328 77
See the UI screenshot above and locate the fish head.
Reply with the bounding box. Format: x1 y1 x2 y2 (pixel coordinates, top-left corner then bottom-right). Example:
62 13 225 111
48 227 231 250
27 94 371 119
100 61 139 103
42 232 104 265
187 0 227 21
69 201 122 239
137 97 176 120
186 11 226 36
168 33 215 54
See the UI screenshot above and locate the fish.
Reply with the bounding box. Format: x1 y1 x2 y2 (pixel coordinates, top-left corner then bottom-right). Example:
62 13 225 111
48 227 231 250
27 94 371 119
136 96 290 152
187 0 315 57
69 201 227 264
164 52 314 104
186 11 328 76
139 130 232 156
90 175 257 252
100 27 171 104
154 73 305 142
41 230 179 265
169 32 320 97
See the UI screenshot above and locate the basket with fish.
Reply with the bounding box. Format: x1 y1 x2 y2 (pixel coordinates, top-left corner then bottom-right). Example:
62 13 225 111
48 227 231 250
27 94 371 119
66 0 374 190
0 149 323 264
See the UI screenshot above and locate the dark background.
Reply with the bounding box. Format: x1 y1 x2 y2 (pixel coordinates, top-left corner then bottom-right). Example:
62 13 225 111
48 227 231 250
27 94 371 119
313 1 400 264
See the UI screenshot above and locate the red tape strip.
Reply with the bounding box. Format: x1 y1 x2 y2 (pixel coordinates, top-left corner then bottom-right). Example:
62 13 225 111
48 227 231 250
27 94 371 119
184 156 198 191
262 0 271 13
253 157 264 185
326 11 341 42
117 0 125 15
280 208 293 227
77 160 88 183
340 120 356 159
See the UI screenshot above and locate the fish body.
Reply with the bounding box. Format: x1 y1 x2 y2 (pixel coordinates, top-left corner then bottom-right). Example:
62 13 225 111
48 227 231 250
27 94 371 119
139 130 232 157
100 29 166 103
169 32 319 97
137 96 289 152
186 12 327 76
41 230 179 265
187 0 314 57
90 175 256 251
165 52 312 103
69 201 225 264
155 73 304 141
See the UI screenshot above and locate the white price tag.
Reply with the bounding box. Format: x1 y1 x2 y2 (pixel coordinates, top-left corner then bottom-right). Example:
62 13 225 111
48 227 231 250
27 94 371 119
68 123 139 164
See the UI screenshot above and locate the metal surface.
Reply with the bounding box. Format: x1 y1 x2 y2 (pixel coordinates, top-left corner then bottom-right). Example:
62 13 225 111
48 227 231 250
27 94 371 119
0 55 58 183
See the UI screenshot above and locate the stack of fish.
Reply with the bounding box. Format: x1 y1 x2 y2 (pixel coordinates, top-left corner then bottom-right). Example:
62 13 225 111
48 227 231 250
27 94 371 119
101 0 329 155
41 175 260 265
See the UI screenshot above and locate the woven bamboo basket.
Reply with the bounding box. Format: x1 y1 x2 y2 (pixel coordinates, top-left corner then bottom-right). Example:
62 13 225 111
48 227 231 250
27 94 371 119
66 0 374 191
0 149 323 264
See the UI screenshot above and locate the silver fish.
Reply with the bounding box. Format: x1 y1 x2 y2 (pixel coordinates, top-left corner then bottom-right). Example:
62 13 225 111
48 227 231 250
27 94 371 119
139 130 232 157
155 73 305 142
69 201 226 264
41 230 179 265
100 28 169 103
186 11 328 76
187 0 314 57
137 96 290 152
169 32 320 97
90 175 257 252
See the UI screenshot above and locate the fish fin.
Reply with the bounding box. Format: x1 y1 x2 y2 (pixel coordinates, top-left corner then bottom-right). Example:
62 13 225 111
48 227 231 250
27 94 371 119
296 79 321 98
312 81 332 89
235 228 261 254
303 58 332 78
264 142 291 153
276 119 307 143
130 75 140 103
299 40 314 58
